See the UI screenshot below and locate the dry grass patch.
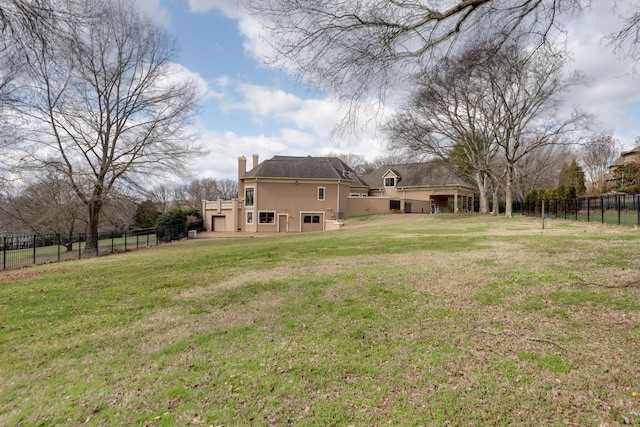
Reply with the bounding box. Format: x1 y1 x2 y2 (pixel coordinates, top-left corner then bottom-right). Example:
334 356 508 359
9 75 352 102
1 215 640 425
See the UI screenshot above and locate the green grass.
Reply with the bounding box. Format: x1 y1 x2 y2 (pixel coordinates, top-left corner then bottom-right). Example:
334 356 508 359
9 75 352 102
1 215 640 425
0 233 157 269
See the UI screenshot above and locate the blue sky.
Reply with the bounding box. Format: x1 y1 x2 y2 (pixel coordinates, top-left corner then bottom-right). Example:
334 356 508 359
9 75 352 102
136 0 640 180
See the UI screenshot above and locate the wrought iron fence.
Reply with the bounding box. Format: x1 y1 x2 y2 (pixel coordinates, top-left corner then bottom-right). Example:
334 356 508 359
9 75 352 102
0 221 203 271
522 193 640 227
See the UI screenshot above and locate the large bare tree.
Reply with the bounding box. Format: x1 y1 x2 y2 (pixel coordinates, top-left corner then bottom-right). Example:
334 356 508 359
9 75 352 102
387 41 588 216
0 172 87 241
249 0 590 128
386 45 504 214
9 0 205 252
579 133 620 195
485 44 588 216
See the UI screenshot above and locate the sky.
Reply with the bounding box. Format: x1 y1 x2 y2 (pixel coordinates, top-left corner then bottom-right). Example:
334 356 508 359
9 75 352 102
133 0 640 181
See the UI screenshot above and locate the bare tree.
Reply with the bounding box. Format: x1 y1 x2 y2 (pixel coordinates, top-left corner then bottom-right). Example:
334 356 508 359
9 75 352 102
215 178 238 200
512 144 574 202
249 0 591 131
0 172 87 240
147 184 178 214
180 178 237 210
9 0 205 252
607 3 640 68
385 46 504 214
0 0 83 105
579 133 620 195
387 41 588 216
482 43 589 216
325 152 369 174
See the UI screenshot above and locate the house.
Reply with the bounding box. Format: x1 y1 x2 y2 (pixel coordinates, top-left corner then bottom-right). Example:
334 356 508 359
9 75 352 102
609 145 640 172
202 155 475 233
364 162 475 214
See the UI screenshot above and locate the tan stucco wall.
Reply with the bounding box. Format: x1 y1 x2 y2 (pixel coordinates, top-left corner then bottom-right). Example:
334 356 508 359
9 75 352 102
242 179 351 232
347 197 391 217
202 199 240 232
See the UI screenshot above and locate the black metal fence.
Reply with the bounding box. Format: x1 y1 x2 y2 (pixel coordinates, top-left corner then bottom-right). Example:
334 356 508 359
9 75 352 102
523 193 640 227
1 221 203 271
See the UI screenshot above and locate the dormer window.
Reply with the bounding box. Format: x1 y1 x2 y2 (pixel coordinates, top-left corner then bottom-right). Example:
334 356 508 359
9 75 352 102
384 177 395 187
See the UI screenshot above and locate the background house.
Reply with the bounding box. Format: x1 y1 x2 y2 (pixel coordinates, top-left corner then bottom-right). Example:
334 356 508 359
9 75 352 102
202 155 475 233
363 162 475 214
609 145 640 171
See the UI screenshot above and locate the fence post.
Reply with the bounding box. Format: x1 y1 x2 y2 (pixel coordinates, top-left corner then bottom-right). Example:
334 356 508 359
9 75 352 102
33 235 37 266
617 195 621 226
601 196 604 224
79 234 82 259
3 236 6 270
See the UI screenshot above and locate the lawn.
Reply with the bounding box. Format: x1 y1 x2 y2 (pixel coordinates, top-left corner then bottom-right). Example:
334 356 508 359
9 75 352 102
1 215 639 426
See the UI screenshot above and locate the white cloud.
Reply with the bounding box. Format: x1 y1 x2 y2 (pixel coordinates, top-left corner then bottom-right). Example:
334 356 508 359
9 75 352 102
133 0 170 26
228 84 340 136
187 0 243 19
564 2 640 149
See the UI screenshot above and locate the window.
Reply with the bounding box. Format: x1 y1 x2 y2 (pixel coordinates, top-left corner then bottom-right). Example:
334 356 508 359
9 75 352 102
245 187 254 207
384 177 395 187
246 211 253 224
349 193 360 197
303 215 321 223
259 211 275 224
317 187 325 200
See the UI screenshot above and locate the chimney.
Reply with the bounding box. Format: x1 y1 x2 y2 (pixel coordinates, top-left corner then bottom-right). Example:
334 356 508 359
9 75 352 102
252 154 259 169
237 156 246 200
238 156 247 178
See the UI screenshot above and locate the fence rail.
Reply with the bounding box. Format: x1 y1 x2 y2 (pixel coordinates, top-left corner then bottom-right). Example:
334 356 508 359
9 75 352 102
523 193 640 227
0 221 203 271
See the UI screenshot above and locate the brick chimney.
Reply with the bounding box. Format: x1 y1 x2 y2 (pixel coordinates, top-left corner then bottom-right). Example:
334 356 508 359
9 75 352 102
252 154 259 169
238 156 246 200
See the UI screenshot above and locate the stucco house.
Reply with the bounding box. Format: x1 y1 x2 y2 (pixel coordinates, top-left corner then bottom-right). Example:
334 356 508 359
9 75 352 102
202 155 475 233
609 145 640 172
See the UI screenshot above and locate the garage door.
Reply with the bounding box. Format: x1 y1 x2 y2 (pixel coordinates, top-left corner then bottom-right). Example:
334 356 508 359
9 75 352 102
301 213 323 232
212 216 226 232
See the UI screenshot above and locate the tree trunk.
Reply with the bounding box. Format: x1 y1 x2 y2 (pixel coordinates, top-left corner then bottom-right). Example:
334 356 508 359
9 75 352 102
475 170 489 214
491 185 500 216
505 163 514 218
85 203 101 255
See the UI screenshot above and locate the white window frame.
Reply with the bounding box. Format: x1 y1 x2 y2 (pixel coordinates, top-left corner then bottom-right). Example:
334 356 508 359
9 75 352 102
246 211 253 224
245 186 255 207
384 177 395 187
317 186 326 201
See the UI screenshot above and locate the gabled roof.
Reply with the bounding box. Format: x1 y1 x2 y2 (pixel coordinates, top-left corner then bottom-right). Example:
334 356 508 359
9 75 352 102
363 161 473 188
243 156 359 181
610 145 640 169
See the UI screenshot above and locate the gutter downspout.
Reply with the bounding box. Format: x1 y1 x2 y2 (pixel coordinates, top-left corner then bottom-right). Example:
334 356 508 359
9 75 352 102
337 180 341 218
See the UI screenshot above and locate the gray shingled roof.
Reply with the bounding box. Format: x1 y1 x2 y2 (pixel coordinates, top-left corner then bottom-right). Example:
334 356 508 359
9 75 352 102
363 161 473 188
243 156 360 181
611 145 640 168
